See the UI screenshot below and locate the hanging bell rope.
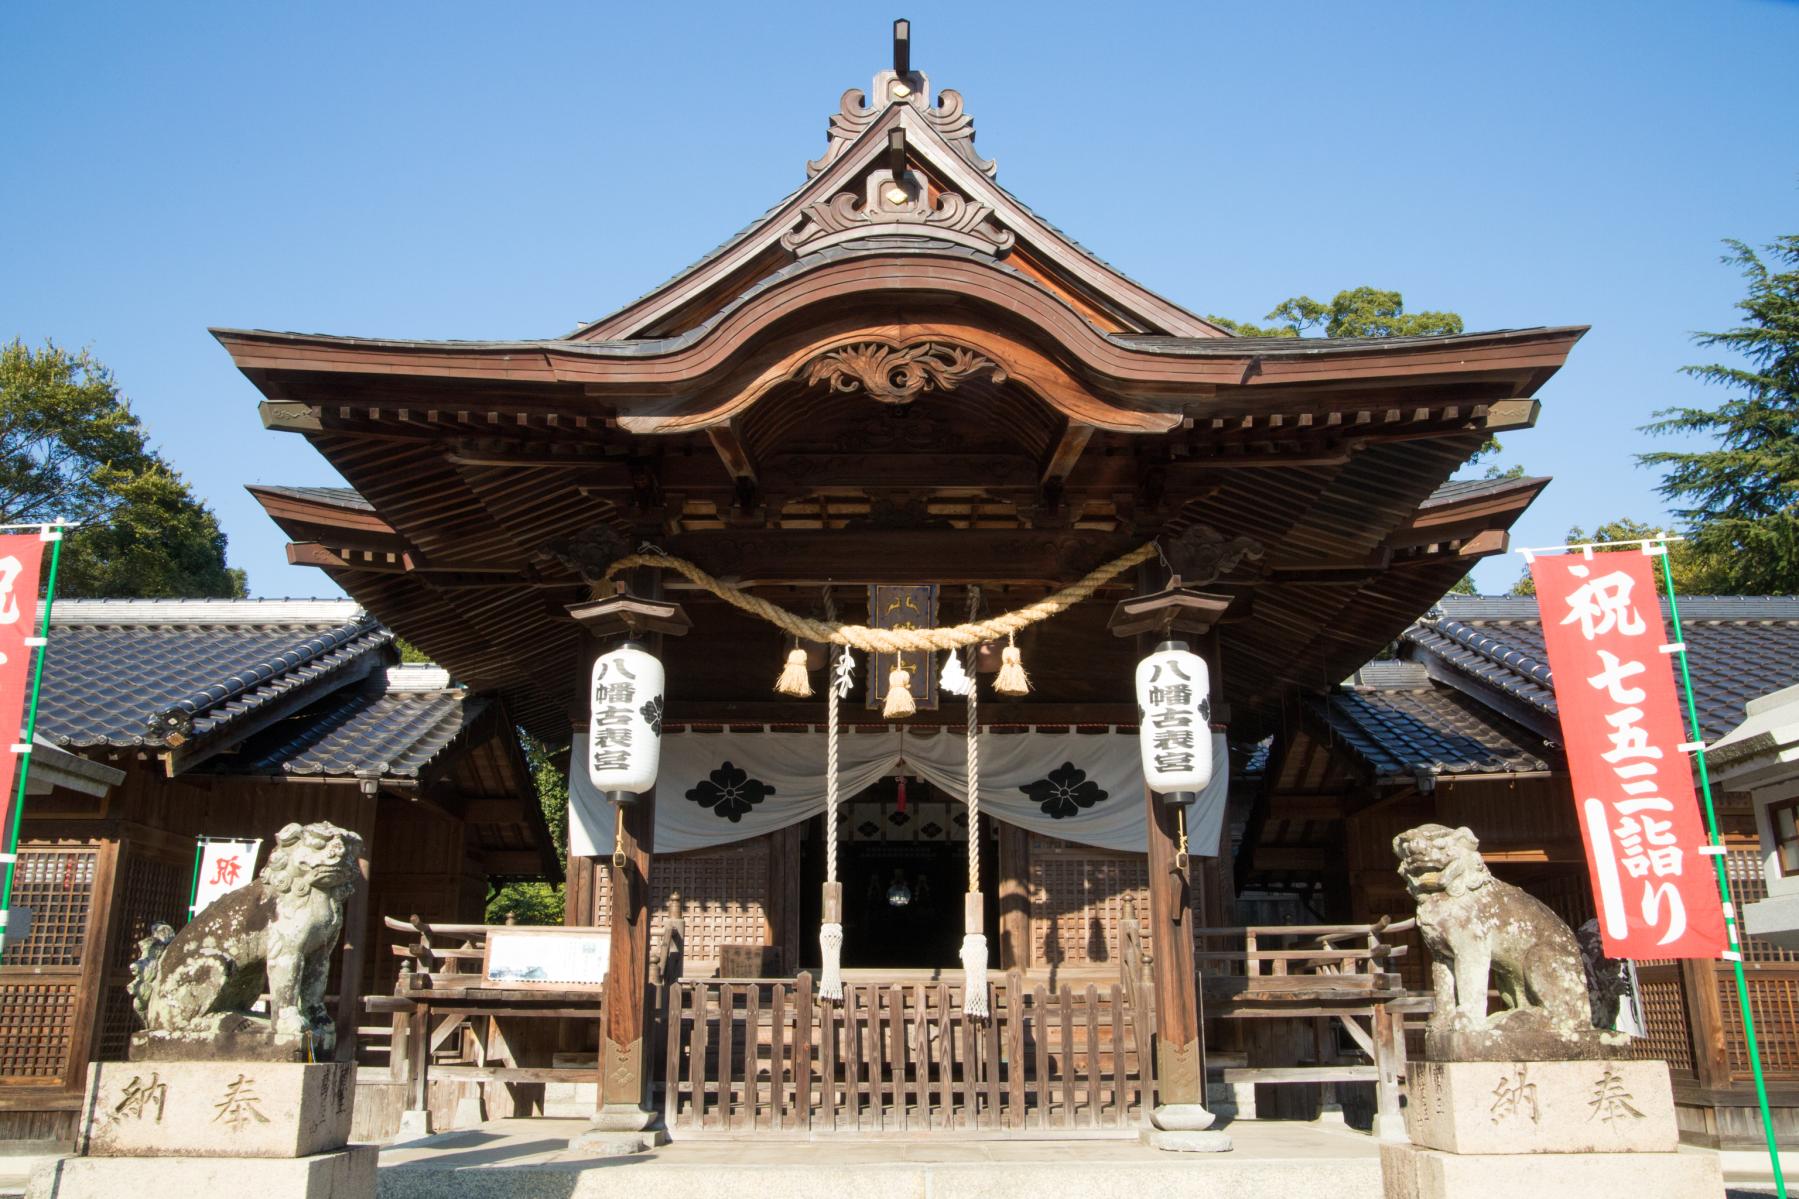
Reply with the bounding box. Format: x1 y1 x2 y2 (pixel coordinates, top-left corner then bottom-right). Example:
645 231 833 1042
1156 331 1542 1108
960 585 990 1019
818 585 849 1003
602 542 1159 653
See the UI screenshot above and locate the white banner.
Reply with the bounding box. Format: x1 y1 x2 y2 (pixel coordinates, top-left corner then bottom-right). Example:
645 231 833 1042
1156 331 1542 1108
192 837 261 916
569 728 1228 858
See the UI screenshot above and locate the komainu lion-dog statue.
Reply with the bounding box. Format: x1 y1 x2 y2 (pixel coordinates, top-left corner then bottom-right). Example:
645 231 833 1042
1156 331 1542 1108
1394 823 1622 1061
129 821 363 1060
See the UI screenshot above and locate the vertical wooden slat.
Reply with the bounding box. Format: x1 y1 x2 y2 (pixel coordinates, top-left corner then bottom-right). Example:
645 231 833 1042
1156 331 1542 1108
1032 984 1051 1129
1109 983 1127 1125
983 995 1002 1130
1058 983 1076 1129
1006 972 1026 1128
821 991 839 1131
889 985 909 1130
844 985 862 1130
795 973 814 1131
960 990 979 1131
936 982 955 1129
692 984 711 1127
1085 984 1102 1128
717 983 736 1129
869 983 886 1130
772 982 788 1129
664 982 684 1128
745 983 761 1130
913 983 932 1130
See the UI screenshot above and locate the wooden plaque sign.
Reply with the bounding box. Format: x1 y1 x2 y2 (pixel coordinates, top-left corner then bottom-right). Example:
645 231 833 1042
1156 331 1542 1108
866 583 939 712
482 928 611 988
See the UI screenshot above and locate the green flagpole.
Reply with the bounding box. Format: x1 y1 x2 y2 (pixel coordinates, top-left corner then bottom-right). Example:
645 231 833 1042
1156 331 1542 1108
0 525 66 958
1655 540 1786 1196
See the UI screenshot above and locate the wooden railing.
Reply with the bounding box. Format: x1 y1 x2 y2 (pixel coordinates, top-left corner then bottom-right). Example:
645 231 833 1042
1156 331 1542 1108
660 972 1150 1134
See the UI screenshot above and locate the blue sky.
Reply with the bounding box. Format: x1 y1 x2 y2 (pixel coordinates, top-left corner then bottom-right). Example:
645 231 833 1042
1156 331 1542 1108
2 1 1794 595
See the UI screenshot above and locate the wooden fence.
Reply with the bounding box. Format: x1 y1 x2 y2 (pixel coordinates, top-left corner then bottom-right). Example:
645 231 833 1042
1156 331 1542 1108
660 972 1150 1133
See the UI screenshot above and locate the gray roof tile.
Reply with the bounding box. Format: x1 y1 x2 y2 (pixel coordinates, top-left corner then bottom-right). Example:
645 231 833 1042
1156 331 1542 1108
1319 683 1552 777
37 603 391 749
1402 597 1799 742
217 687 484 779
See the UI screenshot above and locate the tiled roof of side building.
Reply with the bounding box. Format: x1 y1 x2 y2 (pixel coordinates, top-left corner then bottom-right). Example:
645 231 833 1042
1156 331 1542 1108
35 599 391 749
1402 595 1799 742
1317 679 1553 778
215 667 484 780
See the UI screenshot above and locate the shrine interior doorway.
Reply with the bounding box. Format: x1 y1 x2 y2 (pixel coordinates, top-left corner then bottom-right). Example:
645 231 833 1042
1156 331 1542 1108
799 775 999 971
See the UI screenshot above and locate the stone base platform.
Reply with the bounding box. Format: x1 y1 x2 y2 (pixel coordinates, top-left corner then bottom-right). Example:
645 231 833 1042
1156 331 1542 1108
26 1145 376 1199
78 1060 354 1158
378 1118 1384 1199
1380 1143 1724 1199
1405 1058 1678 1154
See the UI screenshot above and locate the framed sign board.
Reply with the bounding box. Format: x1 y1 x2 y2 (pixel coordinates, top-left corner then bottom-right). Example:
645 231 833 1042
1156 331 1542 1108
482 928 611 988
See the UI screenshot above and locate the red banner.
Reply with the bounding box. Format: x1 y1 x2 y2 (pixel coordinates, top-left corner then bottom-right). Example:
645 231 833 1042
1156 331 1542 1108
1531 550 1727 959
0 534 47 858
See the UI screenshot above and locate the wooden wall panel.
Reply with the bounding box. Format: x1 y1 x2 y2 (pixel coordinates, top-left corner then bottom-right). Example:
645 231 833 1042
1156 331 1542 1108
592 838 773 972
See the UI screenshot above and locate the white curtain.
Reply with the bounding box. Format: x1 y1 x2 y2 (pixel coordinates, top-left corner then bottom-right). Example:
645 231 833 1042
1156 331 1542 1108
568 727 1228 858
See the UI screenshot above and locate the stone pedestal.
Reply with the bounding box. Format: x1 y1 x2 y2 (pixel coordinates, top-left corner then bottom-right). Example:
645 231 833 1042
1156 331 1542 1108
36 1061 376 1199
1384 1059 1722 1198
79 1061 355 1158
27 1145 376 1199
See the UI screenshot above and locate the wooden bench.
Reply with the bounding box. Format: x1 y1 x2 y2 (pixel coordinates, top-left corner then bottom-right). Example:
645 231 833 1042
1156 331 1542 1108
1191 918 1427 1136
366 915 607 1121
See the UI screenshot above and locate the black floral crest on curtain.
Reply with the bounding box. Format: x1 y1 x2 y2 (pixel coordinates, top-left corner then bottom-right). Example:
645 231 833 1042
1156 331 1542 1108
1019 762 1108 819
685 761 775 822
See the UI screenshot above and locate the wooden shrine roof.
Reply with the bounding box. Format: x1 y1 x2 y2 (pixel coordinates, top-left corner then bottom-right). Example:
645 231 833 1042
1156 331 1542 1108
223 43 1580 746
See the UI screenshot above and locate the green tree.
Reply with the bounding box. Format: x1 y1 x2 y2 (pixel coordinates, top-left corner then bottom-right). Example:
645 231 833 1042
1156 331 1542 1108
1506 519 1709 596
1638 236 1799 595
485 734 569 925
1 339 246 597
1209 286 1464 339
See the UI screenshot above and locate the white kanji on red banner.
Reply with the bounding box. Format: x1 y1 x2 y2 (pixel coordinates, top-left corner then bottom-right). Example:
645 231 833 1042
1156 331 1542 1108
1530 552 1727 959
0 534 48 860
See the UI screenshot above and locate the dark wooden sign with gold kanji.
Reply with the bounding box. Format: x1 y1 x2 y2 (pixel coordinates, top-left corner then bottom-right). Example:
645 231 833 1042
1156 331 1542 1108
866 584 938 712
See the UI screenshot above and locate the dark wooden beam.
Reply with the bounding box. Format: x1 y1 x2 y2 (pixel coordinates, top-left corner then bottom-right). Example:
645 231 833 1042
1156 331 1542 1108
664 529 1136 585
1040 421 1094 489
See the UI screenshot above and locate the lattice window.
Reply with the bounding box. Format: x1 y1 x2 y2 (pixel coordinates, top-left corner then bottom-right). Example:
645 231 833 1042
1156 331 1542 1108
1 850 96 967
594 841 771 966
1722 972 1799 1079
1724 849 1799 964
1624 969 1695 1076
111 853 190 968
1028 838 1149 967
0 981 78 1080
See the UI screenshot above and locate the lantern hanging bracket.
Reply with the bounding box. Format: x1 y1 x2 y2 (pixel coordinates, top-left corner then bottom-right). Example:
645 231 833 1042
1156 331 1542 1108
1107 582 1235 640
566 581 693 639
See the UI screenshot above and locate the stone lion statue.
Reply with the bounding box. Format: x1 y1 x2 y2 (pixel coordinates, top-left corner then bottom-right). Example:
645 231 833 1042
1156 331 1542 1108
1394 823 1620 1061
129 821 363 1059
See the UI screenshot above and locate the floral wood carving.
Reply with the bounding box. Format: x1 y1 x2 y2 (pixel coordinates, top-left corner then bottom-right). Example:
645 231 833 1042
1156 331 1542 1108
808 72 995 178
1162 524 1265 585
802 342 1006 406
782 171 1014 256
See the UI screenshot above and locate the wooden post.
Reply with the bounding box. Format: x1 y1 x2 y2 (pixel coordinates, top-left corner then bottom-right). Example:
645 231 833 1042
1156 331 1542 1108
1681 956 1730 1091
1371 1002 1408 1142
595 568 664 1132
998 822 1030 971
334 796 374 1063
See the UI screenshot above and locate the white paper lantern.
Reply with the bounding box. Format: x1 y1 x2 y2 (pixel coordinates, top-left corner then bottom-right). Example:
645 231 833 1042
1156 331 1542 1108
1135 640 1213 798
588 643 665 800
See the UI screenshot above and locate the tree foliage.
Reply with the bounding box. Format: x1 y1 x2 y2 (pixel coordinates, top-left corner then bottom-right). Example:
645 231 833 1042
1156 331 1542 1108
0 339 245 598
1506 518 1710 596
1209 286 1464 339
1638 236 1799 595
485 733 569 925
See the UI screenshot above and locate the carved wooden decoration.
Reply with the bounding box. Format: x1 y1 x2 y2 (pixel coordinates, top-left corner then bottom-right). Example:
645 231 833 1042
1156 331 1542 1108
1162 524 1265 584
783 170 1015 256
801 341 1006 406
808 70 996 178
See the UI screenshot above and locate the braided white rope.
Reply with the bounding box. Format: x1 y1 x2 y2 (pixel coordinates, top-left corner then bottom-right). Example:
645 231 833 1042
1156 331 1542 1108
602 542 1158 653
819 638 854 1003
961 586 990 1018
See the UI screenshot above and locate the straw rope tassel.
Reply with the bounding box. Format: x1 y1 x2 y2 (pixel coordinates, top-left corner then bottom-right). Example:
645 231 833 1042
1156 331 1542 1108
819 641 853 1003
960 587 990 1018
993 632 1030 697
775 644 812 697
882 662 916 718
